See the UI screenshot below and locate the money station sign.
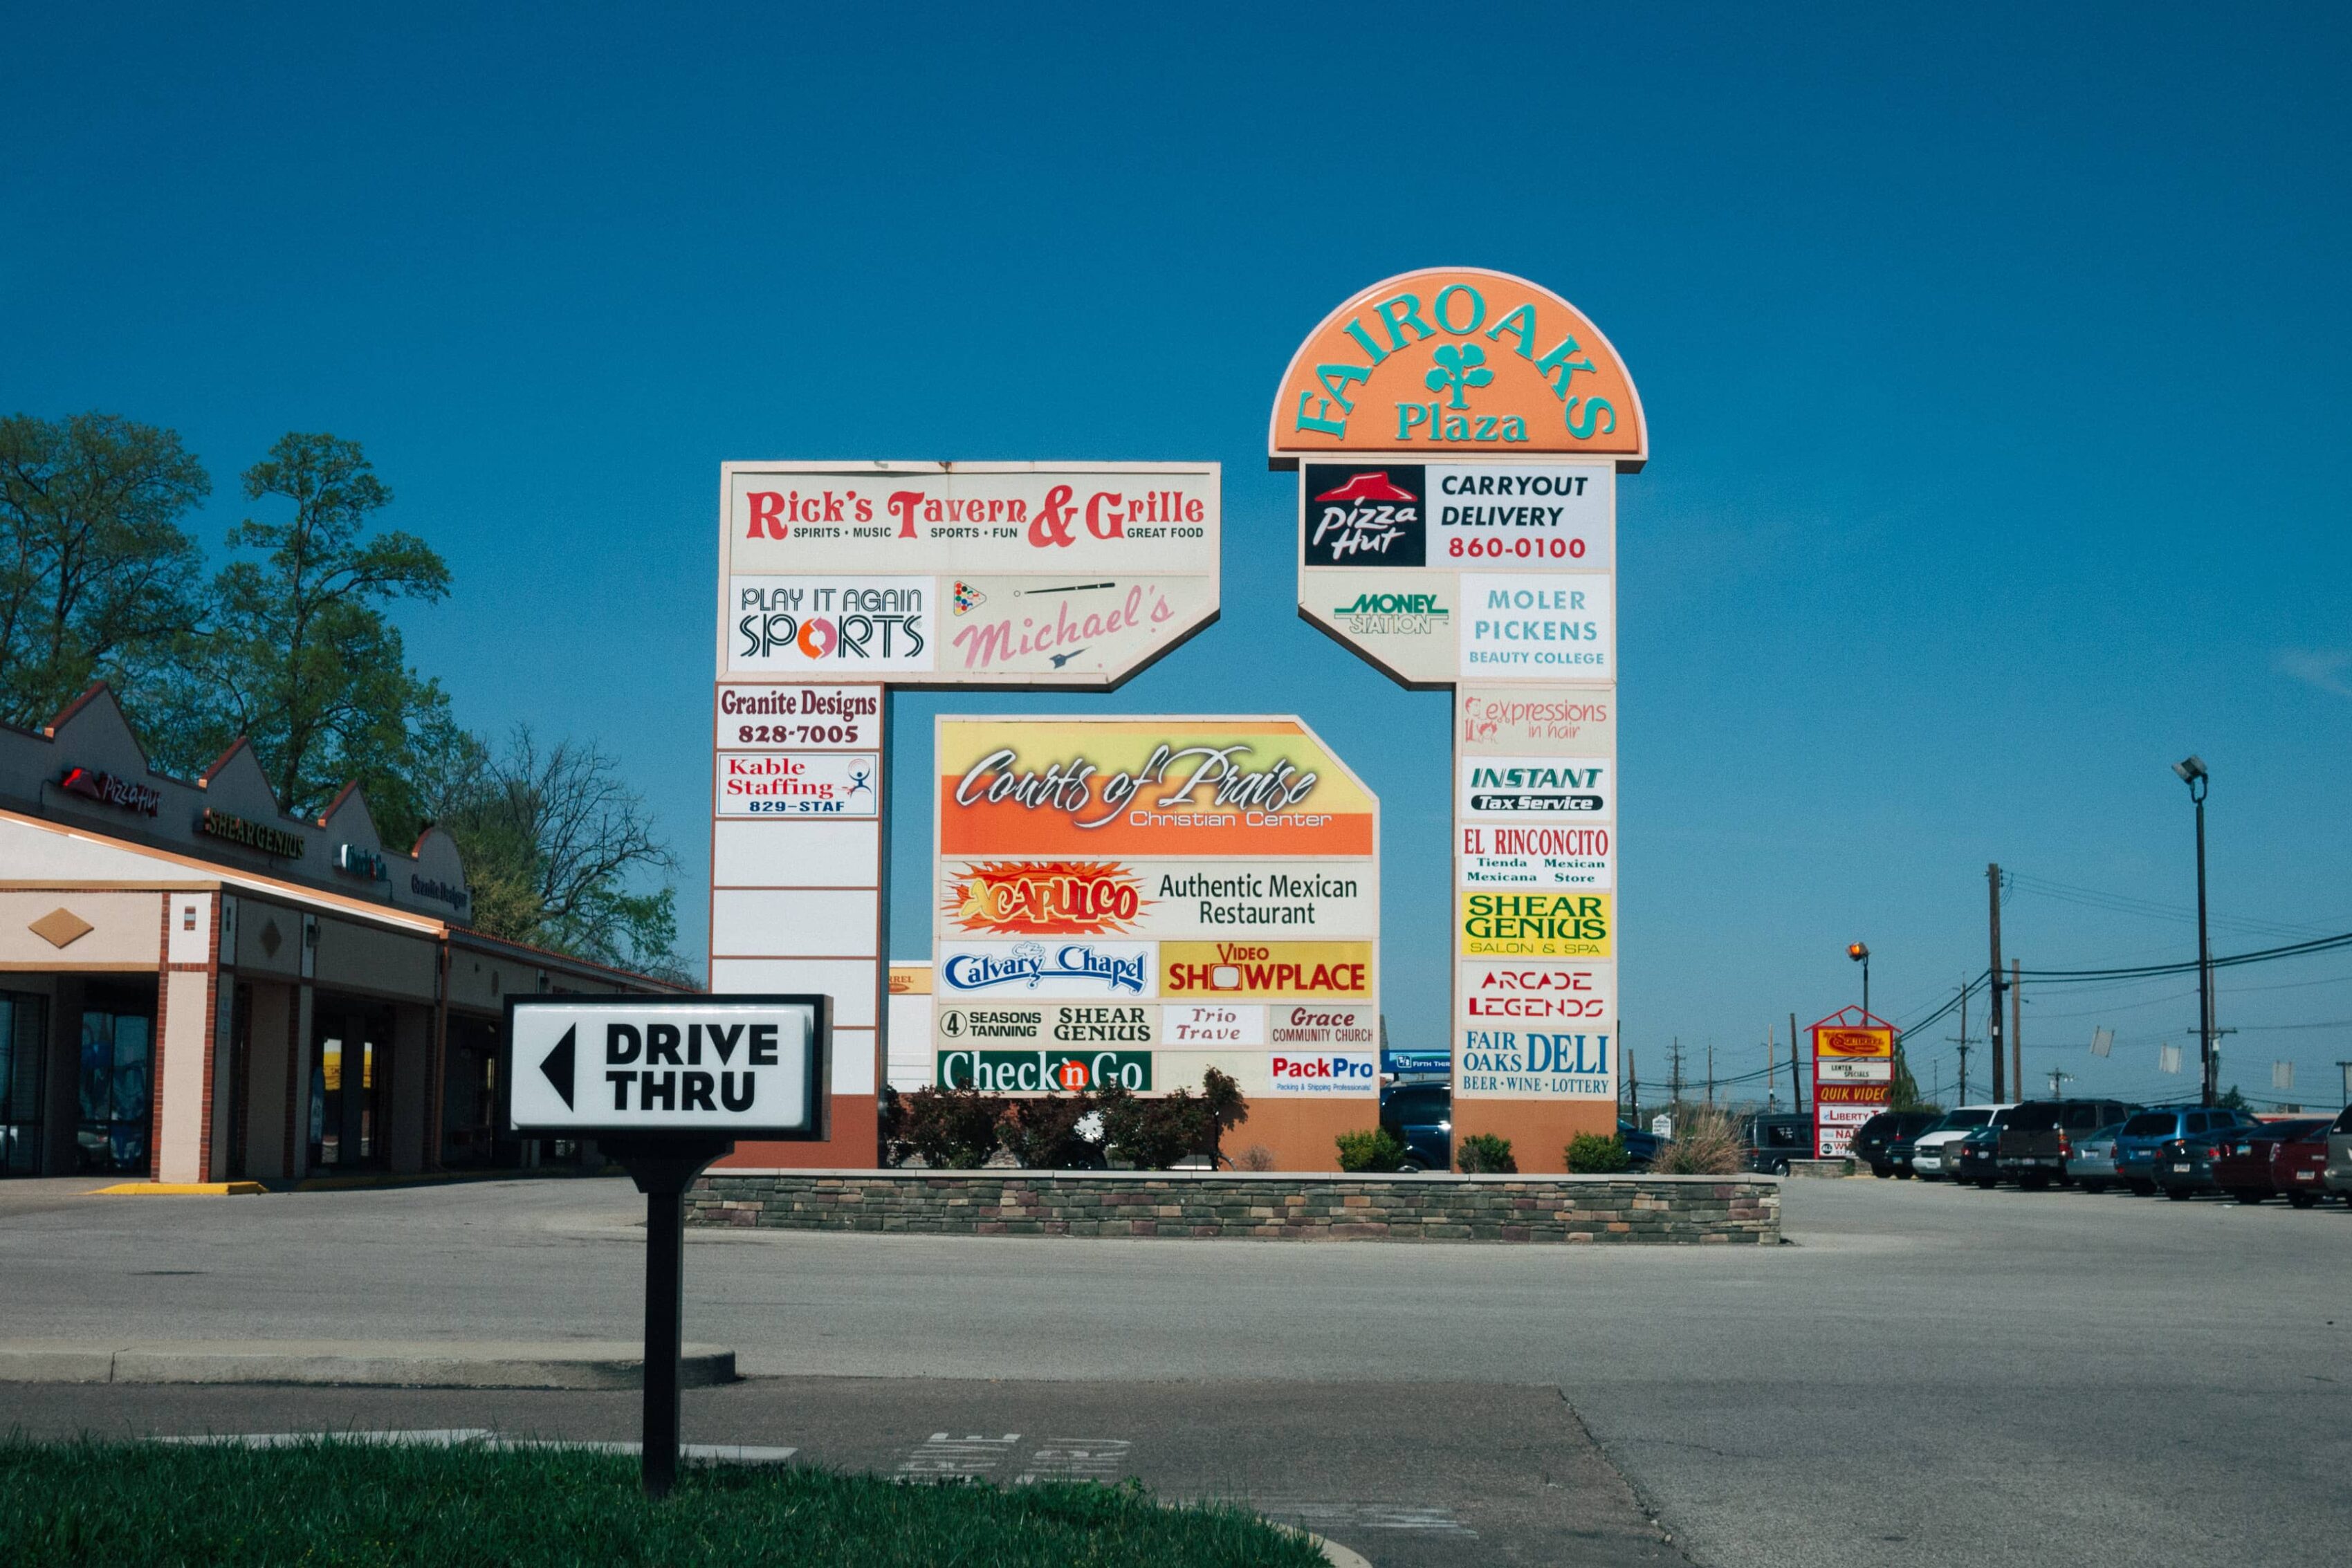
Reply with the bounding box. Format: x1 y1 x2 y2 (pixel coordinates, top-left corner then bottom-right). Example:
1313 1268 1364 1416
1274 267 1646 1172
932 717 1381 1160
710 463 1220 1168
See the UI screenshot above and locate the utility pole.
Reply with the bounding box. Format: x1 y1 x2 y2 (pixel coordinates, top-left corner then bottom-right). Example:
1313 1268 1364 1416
1949 980 1972 1105
2010 959 2023 1101
1706 1041 1716 1107
2047 1067 2073 1097
1765 1025 1777 1111
1789 1011 1803 1114
1626 1042 1639 1125
1987 865 2007 1100
1669 1038 1684 1111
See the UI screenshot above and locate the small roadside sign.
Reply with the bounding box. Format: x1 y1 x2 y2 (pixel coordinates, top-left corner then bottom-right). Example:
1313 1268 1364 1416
499 992 830 1498
505 995 828 1141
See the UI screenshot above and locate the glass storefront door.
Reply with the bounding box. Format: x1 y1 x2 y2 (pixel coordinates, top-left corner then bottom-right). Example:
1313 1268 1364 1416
77 1008 152 1174
1 993 48 1177
309 1002 390 1170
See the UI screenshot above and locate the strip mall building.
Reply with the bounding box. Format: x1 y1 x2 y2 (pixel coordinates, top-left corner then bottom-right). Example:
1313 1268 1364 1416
0 685 690 1182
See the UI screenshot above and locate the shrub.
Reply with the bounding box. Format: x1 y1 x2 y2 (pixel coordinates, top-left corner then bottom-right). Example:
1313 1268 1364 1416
1565 1132 1631 1173
1335 1128 1406 1172
1235 1144 1278 1172
894 1085 1005 1169
1454 1132 1516 1174
1001 1093 1105 1169
1657 1105 1744 1174
1098 1069 1246 1170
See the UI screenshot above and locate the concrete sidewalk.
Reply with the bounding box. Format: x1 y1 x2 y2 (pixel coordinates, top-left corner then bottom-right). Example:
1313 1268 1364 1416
0 1340 735 1389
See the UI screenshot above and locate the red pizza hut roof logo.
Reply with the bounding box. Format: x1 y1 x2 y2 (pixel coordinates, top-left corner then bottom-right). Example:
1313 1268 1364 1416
58 766 160 818
1314 471 1415 504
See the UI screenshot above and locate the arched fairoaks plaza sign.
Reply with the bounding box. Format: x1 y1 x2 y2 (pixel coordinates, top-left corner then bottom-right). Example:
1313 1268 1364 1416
1269 268 1646 467
1276 268 1642 1174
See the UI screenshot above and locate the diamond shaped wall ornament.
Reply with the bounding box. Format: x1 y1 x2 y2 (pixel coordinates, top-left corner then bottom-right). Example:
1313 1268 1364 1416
30 907 94 949
259 919 284 957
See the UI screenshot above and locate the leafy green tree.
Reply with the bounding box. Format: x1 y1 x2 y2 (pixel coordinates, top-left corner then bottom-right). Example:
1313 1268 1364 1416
164 433 449 821
1889 1037 1933 1111
0 413 208 728
414 720 683 977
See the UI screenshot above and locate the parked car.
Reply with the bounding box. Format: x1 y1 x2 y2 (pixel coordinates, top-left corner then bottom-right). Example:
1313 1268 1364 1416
2114 1105 2260 1195
1379 1081 1450 1172
1853 1109 1943 1178
2326 1104 2352 1202
2212 1118 2332 1204
1909 1105 2008 1181
1744 1112 1814 1175
2151 1122 2266 1200
1617 1123 1661 1170
2272 1120 2337 1206
1956 1110 2017 1187
2067 1121 2129 1192
1995 1098 2139 1189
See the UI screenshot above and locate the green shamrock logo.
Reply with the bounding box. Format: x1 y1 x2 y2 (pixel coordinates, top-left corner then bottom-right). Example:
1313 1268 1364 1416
1424 342 1494 410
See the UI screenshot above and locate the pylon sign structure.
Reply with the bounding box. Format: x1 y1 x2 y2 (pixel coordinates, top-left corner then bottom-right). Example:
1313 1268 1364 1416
1272 268 1646 1173
1808 1006 1895 1159
710 462 1221 1168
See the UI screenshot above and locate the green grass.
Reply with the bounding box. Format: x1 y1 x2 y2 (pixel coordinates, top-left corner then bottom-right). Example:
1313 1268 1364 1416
0 1437 1327 1567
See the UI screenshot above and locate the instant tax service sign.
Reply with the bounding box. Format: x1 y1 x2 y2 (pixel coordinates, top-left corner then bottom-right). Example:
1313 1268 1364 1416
1273 269 1642 1142
931 715 1379 1098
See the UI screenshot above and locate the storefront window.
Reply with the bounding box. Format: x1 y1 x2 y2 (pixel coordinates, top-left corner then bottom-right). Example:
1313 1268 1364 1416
1 993 48 1177
77 1010 151 1174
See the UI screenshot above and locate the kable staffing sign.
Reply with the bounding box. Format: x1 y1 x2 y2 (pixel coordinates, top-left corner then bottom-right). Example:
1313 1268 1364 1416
506 996 829 1139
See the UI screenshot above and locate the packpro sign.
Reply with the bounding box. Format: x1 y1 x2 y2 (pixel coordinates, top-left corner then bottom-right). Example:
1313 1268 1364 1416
505 995 828 1140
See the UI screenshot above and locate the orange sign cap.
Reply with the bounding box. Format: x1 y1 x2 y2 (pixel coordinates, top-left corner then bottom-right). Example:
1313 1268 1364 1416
1270 267 1645 469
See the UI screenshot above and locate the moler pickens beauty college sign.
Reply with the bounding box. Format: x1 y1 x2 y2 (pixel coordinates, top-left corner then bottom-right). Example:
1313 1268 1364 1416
932 717 1379 1101
1274 268 1644 1159
711 465 1221 1154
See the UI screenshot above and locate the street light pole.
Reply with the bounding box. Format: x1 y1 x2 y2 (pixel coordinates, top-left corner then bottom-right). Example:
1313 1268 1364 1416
1848 942 1871 1020
2174 757 2215 1108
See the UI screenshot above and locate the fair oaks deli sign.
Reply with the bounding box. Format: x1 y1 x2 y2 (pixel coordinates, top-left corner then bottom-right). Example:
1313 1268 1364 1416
1274 269 1642 1152
930 715 1379 1098
720 463 1220 688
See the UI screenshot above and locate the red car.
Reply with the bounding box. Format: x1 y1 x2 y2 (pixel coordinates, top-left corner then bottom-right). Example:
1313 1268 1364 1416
2214 1118 2329 1206
2268 1123 2335 1208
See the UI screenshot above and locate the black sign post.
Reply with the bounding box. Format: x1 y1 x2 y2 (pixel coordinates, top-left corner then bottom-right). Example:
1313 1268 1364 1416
503 995 829 1498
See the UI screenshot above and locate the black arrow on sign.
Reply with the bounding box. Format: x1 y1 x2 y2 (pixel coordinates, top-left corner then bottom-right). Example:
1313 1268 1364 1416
540 1025 576 1110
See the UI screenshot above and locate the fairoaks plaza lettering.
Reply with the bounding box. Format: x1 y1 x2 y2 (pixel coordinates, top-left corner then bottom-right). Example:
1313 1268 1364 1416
1287 282 1619 446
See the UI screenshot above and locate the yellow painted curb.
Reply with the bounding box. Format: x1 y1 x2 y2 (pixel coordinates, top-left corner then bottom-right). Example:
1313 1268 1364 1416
89 1181 268 1197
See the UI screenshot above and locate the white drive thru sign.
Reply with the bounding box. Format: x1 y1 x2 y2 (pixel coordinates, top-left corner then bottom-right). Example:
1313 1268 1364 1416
505 995 829 1140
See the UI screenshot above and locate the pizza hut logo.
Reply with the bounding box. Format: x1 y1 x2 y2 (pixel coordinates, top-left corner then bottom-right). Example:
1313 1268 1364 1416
1303 464 1425 567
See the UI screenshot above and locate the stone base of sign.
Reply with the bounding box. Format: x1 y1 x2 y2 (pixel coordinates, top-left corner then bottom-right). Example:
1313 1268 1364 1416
1785 1158 1853 1179
686 1170 1779 1244
1444 1098 1621 1174
715 1093 880 1172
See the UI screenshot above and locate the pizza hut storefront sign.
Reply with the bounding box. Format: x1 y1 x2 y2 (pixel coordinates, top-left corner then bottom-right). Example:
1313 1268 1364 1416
59 766 160 817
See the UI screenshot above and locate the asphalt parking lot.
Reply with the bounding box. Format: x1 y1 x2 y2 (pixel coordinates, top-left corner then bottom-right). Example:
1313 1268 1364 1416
2 1173 2345 1567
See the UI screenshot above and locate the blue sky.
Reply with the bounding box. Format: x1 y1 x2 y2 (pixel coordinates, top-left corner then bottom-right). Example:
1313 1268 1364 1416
9 2 2351 1107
